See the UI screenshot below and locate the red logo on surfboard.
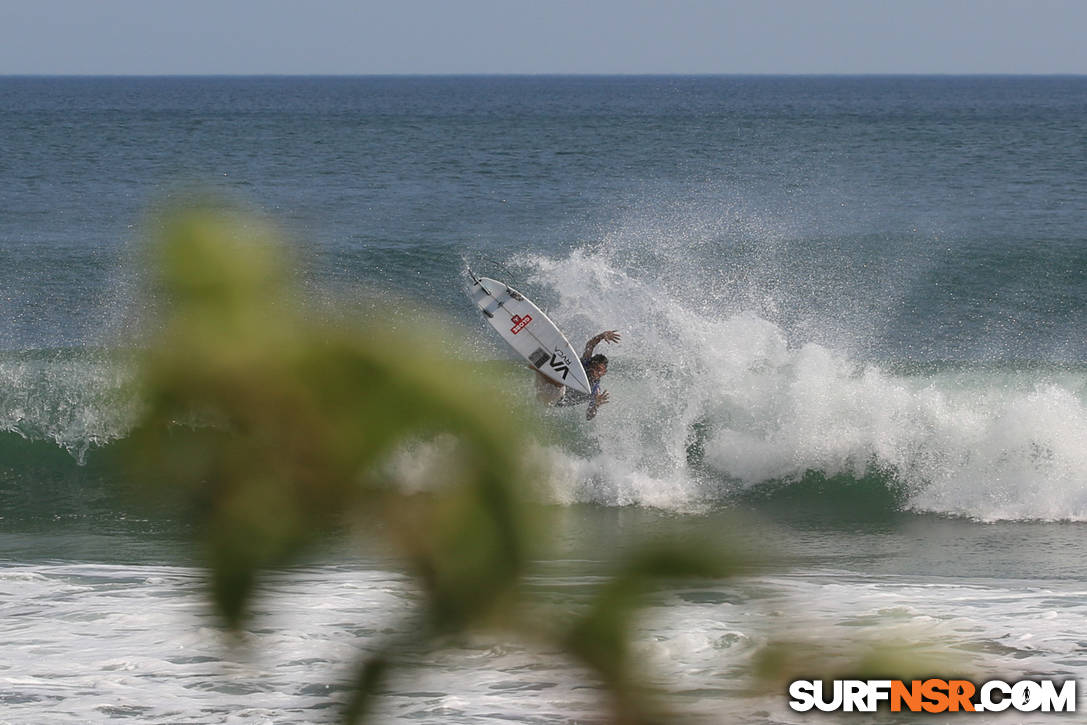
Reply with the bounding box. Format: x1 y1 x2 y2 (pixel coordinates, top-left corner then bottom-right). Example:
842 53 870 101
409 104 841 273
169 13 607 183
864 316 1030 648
510 314 532 334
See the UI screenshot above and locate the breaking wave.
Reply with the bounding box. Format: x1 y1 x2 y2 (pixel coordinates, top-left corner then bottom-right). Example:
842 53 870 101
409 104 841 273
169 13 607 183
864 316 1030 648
510 219 1087 522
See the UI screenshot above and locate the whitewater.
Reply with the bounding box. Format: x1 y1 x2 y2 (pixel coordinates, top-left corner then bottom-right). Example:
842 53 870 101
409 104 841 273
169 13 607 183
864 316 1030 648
520 242 1087 521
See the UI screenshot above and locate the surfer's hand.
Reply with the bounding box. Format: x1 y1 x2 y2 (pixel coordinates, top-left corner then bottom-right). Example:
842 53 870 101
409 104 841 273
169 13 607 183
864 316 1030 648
586 390 608 420
602 330 621 344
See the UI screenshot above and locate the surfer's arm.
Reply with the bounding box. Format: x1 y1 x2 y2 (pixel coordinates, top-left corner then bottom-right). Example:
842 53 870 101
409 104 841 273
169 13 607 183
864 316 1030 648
586 389 609 420
582 330 621 358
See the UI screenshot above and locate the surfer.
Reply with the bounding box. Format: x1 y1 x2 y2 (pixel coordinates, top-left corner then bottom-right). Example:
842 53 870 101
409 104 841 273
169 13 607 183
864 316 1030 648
535 330 620 419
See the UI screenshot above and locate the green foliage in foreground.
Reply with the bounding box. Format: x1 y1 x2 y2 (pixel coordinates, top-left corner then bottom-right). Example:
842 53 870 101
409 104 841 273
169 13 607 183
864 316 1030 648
123 205 737 724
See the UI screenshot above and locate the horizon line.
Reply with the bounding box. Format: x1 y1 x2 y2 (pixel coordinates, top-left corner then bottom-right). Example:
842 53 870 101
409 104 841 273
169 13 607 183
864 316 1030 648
3 72 1087 79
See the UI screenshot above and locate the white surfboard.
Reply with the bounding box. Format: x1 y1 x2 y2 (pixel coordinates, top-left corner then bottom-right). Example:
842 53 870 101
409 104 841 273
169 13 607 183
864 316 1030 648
469 274 592 395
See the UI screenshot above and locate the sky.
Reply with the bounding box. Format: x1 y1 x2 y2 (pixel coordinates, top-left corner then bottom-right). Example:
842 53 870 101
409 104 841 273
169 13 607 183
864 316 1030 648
1 0 1086 75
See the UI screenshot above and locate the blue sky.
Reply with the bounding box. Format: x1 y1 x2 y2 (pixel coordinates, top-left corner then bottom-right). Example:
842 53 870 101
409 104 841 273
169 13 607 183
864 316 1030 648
2 0 1085 75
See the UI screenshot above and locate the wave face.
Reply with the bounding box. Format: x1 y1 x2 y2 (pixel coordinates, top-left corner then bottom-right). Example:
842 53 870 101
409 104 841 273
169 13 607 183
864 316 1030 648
513 208 1087 522
6 266 1087 523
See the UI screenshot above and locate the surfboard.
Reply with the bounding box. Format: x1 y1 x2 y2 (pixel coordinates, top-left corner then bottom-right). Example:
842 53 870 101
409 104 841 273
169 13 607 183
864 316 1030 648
469 274 592 395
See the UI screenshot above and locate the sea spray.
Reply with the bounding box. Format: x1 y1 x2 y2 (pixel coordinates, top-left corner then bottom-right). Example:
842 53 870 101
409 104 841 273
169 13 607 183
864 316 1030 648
0 349 139 463
518 243 1087 521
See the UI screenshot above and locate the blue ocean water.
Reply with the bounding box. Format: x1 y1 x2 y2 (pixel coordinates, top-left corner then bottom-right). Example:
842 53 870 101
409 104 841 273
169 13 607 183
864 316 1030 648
2 76 1087 723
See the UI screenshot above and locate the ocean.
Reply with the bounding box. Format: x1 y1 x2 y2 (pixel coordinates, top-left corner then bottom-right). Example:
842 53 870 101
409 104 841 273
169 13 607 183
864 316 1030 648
2 75 1087 723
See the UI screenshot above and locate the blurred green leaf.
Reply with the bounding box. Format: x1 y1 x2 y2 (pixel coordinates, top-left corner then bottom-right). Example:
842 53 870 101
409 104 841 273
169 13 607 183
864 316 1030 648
126 204 534 628
752 635 976 692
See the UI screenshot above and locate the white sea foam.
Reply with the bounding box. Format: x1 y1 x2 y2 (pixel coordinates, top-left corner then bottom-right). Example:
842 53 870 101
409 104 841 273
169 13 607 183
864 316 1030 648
518 241 1087 522
3 561 1081 724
